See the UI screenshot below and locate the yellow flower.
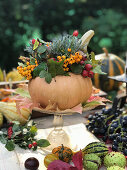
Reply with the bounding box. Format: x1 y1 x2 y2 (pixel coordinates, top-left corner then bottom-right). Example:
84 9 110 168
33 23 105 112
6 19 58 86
67 48 71 52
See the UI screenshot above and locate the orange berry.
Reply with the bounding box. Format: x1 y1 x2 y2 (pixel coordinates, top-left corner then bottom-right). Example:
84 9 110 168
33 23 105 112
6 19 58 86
26 62 30 65
67 48 71 52
23 67 27 71
27 65 31 70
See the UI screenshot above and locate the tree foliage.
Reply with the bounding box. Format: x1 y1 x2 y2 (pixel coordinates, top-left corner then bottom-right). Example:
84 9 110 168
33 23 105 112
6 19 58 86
0 0 126 71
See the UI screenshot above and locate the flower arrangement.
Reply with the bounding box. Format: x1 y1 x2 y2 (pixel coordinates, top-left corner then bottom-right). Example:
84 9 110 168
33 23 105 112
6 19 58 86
17 30 105 83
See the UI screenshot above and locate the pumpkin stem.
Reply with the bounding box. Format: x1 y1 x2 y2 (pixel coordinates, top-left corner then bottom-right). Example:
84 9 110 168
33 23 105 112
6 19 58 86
102 47 109 57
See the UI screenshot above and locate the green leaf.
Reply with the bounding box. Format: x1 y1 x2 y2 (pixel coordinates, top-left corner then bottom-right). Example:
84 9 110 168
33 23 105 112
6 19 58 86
30 126 37 134
37 139 50 147
12 124 20 132
45 73 52 84
39 70 47 78
30 56 35 65
37 46 46 54
18 62 26 67
91 52 99 65
48 59 65 77
15 88 30 98
47 59 57 78
70 63 82 74
5 140 15 151
55 60 65 75
92 65 106 75
33 62 47 78
33 40 39 50
0 135 7 144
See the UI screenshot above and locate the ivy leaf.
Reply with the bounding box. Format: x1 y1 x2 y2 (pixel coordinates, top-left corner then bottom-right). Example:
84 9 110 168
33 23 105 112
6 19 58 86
48 59 57 78
33 62 47 78
70 63 82 74
55 60 65 75
0 135 7 144
39 70 47 78
5 140 15 151
37 46 46 54
37 139 50 147
92 65 106 75
48 59 65 77
33 40 39 50
45 73 52 84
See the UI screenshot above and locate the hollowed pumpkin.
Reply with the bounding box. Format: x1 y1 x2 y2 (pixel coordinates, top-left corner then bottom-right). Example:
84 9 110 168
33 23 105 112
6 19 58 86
28 73 92 110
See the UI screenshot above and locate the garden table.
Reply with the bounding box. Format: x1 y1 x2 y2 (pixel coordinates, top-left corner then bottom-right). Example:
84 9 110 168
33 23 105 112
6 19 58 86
0 112 101 170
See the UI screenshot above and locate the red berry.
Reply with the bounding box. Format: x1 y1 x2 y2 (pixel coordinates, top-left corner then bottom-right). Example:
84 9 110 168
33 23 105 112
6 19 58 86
28 144 32 149
88 70 94 78
85 64 92 71
82 70 88 77
32 142 37 147
82 55 87 61
32 39 36 44
80 60 84 65
73 30 78 37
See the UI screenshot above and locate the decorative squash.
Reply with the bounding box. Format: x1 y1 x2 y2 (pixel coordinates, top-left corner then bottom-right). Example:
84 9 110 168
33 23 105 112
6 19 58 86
0 113 3 127
82 142 108 158
28 73 92 110
44 154 59 168
92 48 125 92
52 144 73 163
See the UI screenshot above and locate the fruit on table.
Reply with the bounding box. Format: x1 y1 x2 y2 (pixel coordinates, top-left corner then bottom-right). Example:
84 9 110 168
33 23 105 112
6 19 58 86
86 107 122 137
28 73 92 110
44 154 59 168
83 153 101 170
52 144 73 163
107 115 127 154
104 152 126 168
0 68 4 81
6 69 23 81
0 102 31 125
82 142 108 158
107 166 125 170
24 157 39 170
0 112 3 128
92 48 125 92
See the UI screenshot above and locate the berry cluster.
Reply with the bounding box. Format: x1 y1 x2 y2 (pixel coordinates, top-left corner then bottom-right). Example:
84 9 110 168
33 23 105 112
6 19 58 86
82 63 93 78
86 108 127 156
28 141 37 149
107 115 127 155
17 60 38 80
86 107 122 137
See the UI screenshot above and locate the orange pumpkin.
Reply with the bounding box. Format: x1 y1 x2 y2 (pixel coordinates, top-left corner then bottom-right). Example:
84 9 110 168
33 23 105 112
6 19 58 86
28 73 92 110
52 144 73 163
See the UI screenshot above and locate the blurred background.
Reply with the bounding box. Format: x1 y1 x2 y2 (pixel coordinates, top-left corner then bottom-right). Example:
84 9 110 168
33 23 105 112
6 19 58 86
0 0 127 72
